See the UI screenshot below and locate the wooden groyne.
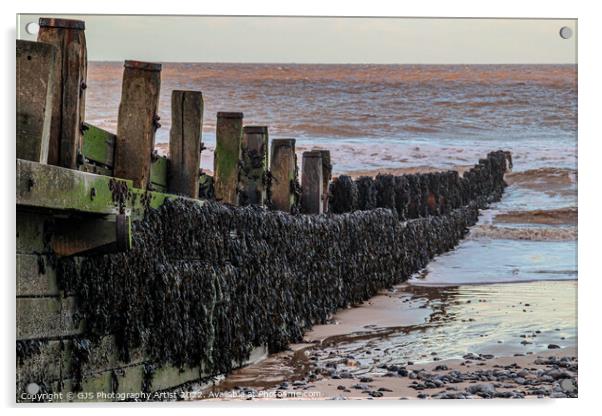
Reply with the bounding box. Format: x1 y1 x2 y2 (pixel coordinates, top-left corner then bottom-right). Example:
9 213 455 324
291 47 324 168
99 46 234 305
16 18 511 402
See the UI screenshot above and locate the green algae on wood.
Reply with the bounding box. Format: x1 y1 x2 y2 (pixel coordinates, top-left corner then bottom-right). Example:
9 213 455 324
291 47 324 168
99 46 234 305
17 159 196 219
81 122 168 192
150 156 168 192
213 112 243 204
113 61 161 189
81 123 114 167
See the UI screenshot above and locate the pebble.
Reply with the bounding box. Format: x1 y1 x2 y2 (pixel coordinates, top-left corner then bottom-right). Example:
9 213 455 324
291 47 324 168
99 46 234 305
559 378 577 394
466 383 497 398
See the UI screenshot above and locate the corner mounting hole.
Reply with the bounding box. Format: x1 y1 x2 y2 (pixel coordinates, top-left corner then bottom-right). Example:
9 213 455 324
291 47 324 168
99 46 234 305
559 26 573 40
25 22 39 35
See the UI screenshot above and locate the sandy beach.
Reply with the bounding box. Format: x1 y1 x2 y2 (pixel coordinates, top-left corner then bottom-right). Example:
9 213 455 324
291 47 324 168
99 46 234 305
196 279 577 400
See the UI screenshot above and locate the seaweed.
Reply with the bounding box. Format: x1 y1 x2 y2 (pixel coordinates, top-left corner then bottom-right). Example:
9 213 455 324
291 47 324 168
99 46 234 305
47 150 510 393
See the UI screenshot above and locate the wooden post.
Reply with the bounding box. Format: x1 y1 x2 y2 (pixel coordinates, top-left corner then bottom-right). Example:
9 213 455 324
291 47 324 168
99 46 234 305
240 126 269 206
167 90 204 198
270 138 297 213
16 40 57 163
113 60 162 189
37 18 87 169
316 150 332 212
213 112 243 204
301 151 324 214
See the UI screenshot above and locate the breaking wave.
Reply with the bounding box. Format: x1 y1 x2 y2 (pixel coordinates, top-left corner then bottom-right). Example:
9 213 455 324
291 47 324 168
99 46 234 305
468 224 576 241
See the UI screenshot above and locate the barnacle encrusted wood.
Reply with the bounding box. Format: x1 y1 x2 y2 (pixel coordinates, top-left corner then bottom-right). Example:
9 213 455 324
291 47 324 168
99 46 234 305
329 151 512 218
45 151 511 392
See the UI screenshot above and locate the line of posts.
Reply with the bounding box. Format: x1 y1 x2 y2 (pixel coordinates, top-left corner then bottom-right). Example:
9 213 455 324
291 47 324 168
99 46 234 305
17 17 332 214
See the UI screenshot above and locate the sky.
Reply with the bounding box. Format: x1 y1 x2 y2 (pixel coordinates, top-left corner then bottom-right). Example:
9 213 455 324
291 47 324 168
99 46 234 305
17 15 577 64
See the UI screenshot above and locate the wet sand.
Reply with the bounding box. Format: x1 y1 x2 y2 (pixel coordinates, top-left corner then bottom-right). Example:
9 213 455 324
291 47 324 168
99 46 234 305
269 348 578 400
195 280 577 400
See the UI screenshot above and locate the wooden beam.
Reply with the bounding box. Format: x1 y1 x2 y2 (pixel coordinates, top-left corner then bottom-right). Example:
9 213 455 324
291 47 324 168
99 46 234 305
81 123 115 167
49 214 131 257
270 138 297 213
16 159 191 219
213 112 243 204
114 60 162 189
301 151 324 214
168 90 204 198
16 40 57 163
317 149 332 212
240 126 269 206
37 18 87 169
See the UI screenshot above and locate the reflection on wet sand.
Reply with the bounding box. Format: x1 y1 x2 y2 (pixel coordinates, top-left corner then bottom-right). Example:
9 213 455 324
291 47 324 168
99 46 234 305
200 280 576 398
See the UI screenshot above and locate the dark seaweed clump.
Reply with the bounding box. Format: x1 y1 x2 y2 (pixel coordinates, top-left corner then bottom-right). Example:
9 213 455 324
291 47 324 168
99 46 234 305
56 150 511 388
329 150 512 219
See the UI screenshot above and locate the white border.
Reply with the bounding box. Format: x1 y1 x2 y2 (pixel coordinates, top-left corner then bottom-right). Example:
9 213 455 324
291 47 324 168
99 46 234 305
2 1 599 415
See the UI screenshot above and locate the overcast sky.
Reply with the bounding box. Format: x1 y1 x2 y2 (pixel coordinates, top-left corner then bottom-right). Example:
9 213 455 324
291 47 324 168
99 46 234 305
17 15 577 64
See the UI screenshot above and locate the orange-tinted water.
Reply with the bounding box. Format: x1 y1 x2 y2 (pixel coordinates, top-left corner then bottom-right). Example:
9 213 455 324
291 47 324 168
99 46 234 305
86 63 576 174
86 62 577 279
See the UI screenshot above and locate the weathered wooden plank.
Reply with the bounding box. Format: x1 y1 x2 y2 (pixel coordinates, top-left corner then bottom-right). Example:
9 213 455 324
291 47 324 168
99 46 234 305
168 90 204 198
16 254 59 296
114 60 162 189
81 123 115 167
80 162 112 177
270 138 297 213
17 159 188 219
317 150 332 212
17 159 124 216
150 365 201 392
240 126 269 206
81 123 168 189
301 151 324 214
49 214 131 257
16 296 82 340
16 40 57 163
213 112 243 204
150 156 168 191
37 18 87 169
56 364 146 401
16 211 48 254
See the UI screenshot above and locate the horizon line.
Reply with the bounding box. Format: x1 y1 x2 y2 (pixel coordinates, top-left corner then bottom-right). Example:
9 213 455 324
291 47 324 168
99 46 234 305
88 60 577 66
